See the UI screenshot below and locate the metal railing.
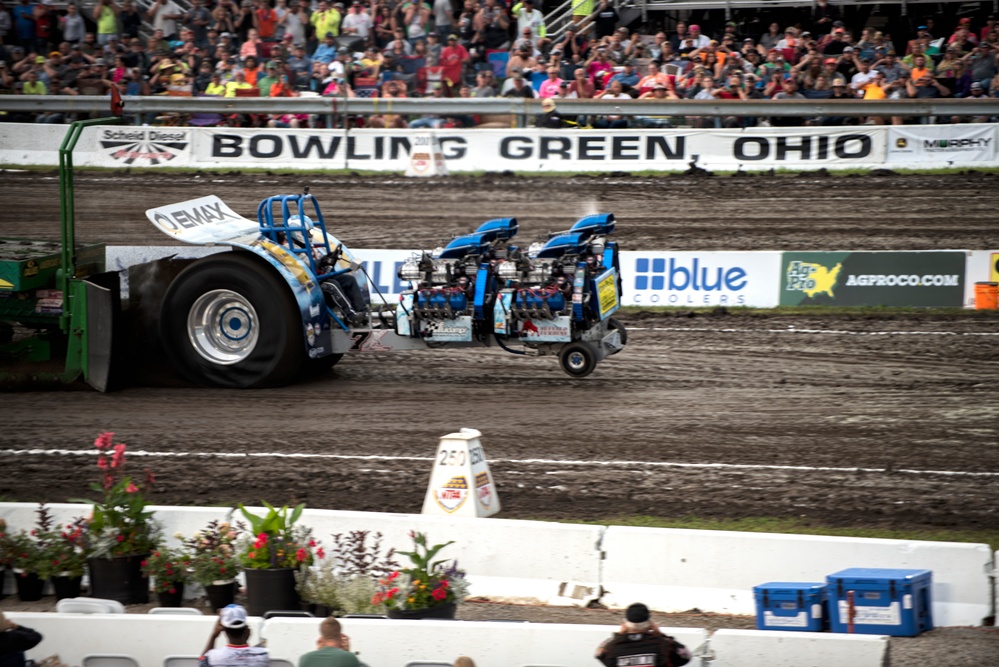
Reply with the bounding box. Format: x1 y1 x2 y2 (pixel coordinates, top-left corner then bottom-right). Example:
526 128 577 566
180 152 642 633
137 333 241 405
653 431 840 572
2 95 998 118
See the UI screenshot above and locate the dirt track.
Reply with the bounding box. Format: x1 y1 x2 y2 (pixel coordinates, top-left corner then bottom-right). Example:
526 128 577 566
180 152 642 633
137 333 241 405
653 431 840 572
0 170 997 534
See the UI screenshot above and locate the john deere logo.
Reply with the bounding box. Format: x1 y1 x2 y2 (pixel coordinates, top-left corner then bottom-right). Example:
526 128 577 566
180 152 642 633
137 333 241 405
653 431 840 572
896 138 908 148
100 128 188 165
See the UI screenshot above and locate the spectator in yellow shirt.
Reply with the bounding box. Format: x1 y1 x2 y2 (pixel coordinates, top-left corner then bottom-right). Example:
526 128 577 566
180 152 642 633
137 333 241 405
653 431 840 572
225 70 254 96
311 0 341 39
205 73 226 95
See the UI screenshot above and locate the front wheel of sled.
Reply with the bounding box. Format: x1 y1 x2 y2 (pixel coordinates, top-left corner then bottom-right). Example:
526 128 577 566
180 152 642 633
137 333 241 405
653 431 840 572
160 253 303 388
559 341 598 378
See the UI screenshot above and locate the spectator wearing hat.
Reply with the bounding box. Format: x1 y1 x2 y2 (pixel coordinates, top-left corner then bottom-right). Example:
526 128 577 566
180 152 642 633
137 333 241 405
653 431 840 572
341 1 371 40
0 611 43 667
608 60 638 90
256 60 281 94
821 27 848 56
298 617 359 667
313 30 338 63
960 43 998 89
200 605 268 667
472 69 495 97
439 33 468 86
584 44 613 89
595 603 691 667
503 71 535 98
687 24 710 49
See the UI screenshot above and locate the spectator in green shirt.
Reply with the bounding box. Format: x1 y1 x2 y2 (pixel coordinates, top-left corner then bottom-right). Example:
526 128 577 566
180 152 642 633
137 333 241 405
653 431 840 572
298 617 359 667
23 70 47 94
257 61 281 95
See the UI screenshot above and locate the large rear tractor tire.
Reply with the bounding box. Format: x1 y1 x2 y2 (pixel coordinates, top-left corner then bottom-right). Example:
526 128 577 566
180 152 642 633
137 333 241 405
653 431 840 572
559 341 598 378
160 253 303 388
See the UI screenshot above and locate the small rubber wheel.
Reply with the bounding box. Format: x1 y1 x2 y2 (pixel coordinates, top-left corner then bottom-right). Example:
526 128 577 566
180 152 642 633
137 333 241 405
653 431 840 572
608 317 627 355
559 341 598 378
161 253 303 388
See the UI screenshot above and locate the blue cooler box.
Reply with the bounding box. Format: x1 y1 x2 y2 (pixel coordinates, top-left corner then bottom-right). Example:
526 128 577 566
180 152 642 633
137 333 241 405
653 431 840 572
826 568 933 636
753 582 828 632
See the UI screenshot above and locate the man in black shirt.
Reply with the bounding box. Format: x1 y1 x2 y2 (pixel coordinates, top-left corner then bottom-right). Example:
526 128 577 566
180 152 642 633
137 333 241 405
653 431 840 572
595 603 691 667
0 611 43 667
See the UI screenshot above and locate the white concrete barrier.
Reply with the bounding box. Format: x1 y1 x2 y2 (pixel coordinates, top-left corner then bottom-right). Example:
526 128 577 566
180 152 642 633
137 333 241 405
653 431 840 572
2 504 992 624
0 503 604 606
600 526 993 627
709 629 888 667
5 612 707 667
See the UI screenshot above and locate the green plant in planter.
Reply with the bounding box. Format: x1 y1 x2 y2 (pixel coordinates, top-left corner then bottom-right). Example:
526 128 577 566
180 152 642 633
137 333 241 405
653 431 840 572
141 547 192 594
1 504 67 580
296 530 397 615
372 531 469 611
182 519 244 586
73 432 160 558
45 517 88 578
238 502 317 569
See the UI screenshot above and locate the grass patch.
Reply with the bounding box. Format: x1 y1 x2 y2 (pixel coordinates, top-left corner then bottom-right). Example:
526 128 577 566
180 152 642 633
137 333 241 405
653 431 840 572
618 305 994 317
569 515 999 551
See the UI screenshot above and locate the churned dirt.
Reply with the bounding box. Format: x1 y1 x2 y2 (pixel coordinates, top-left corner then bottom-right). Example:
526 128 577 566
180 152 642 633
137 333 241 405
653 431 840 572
1 170 998 664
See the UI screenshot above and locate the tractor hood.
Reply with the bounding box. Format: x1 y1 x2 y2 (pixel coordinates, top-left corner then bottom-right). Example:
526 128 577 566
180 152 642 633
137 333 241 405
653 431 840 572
145 196 260 245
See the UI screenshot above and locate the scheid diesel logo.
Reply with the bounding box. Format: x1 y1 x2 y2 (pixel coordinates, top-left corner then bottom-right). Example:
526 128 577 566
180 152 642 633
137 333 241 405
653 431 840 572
100 128 189 165
633 257 748 305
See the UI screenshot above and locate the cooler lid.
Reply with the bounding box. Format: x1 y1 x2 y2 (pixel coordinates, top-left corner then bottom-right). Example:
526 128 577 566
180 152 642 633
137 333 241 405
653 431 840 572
827 568 932 583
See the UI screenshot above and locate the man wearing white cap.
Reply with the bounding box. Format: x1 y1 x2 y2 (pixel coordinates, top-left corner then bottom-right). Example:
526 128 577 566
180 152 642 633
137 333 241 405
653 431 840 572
199 604 269 667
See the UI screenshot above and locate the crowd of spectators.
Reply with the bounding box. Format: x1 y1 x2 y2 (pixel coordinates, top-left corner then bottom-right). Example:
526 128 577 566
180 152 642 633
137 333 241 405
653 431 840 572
0 0 998 127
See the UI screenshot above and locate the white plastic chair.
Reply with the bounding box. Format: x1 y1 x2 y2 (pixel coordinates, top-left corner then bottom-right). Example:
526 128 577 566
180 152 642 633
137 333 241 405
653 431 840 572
163 657 201 667
81 656 139 667
56 597 126 614
404 662 453 667
269 660 295 667
149 607 203 615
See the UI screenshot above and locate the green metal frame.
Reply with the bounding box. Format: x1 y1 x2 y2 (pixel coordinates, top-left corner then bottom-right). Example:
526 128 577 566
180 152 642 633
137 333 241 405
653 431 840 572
0 117 124 386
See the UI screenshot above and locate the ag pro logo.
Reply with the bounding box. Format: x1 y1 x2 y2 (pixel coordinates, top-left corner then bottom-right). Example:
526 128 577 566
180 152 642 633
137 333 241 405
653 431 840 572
785 261 842 298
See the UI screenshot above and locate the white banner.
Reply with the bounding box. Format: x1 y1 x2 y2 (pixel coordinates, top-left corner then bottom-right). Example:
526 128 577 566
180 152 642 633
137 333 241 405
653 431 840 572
963 250 999 307
352 248 416 303
190 126 887 171
9 123 999 171
619 251 782 307
887 125 997 164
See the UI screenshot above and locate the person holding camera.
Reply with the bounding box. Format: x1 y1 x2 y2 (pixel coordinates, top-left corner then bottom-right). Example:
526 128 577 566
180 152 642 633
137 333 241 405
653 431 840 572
0 611 43 667
595 604 690 667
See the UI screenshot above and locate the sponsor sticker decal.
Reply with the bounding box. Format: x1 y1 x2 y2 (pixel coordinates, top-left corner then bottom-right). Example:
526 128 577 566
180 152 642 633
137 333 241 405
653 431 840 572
434 475 469 513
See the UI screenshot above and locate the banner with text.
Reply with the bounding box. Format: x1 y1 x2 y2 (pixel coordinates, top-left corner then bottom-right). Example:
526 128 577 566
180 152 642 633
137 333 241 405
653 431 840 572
963 250 999 307
6 123 999 171
780 251 966 307
887 125 996 164
619 251 781 307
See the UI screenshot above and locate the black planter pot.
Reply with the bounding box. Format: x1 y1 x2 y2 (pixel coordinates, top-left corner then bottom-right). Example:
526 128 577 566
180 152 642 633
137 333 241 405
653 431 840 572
386 602 457 620
52 574 84 600
88 554 150 605
244 568 300 616
14 571 45 602
204 581 237 612
0 565 8 600
308 603 332 618
157 581 186 607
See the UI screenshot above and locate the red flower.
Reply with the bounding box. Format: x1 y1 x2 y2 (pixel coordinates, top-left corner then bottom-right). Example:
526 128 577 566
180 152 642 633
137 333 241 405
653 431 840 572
248 551 257 559
168 588 177 594
220 567 226 574
95 432 114 450
141 560 148 567
432 588 447 601
308 539 316 547
116 535 124 542
97 456 109 470
125 482 139 493
110 443 126 469
387 571 400 581
316 547 325 559
296 548 307 562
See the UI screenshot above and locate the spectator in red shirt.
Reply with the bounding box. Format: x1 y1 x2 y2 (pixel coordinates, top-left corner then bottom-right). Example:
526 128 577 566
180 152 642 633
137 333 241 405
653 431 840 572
254 0 278 40
439 34 468 87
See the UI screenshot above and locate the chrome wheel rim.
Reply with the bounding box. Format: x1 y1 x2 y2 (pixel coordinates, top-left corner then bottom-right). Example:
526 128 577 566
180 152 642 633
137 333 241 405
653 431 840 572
187 289 259 365
567 350 587 371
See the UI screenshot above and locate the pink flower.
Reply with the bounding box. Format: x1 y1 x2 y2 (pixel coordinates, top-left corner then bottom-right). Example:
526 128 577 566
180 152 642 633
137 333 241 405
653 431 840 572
116 535 124 542
95 432 114 450
110 443 126 469
141 560 148 567
125 483 139 493
96 455 109 470
168 587 177 594
248 551 257 559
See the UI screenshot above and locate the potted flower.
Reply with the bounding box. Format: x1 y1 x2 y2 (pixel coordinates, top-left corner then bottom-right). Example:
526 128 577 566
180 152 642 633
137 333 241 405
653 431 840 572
141 548 192 607
0 505 67 602
296 530 395 617
46 517 88 600
237 501 318 616
73 432 160 605
373 531 469 619
183 519 243 611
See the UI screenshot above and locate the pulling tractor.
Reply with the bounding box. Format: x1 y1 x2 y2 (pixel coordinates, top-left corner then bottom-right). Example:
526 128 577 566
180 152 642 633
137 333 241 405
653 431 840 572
147 193 627 387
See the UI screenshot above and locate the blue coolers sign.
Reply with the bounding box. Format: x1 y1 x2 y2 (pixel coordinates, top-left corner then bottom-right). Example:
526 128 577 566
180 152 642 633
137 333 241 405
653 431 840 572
620 251 781 307
887 125 996 164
